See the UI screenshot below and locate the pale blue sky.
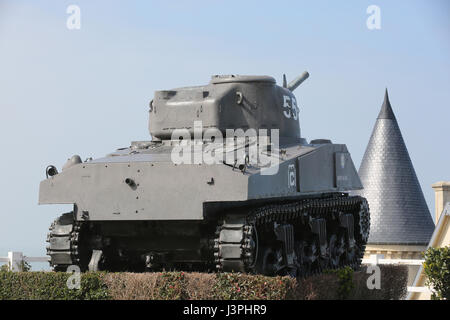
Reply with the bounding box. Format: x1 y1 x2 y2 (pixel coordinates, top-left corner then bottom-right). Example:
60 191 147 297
0 1 449 266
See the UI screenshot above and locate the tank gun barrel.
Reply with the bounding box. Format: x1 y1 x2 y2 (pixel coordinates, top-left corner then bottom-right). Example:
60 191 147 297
287 71 309 92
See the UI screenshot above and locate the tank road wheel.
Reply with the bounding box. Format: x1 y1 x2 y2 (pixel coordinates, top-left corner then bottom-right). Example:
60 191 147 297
312 239 330 274
338 212 356 267
328 234 345 269
254 246 277 276
251 222 298 277
295 240 315 277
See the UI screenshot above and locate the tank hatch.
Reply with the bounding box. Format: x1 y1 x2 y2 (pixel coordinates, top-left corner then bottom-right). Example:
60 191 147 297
210 75 276 84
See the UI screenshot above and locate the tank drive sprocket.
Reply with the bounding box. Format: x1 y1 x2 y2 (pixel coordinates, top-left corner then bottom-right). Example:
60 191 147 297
46 212 84 271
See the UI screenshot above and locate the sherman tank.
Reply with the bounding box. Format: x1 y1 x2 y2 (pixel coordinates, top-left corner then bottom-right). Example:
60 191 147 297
39 72 370 276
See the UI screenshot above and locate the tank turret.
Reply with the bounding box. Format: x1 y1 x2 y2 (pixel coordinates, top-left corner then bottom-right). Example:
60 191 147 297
149 73 309 143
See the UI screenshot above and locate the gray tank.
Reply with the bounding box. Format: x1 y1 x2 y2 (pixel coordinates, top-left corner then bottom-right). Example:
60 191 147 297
40 72 370 276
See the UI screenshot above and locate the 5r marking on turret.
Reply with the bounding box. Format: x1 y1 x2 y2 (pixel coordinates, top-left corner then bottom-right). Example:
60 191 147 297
282 95 299 120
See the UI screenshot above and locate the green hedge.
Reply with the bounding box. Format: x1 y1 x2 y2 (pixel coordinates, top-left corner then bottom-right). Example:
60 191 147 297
0 271 109 300
0 265 407 300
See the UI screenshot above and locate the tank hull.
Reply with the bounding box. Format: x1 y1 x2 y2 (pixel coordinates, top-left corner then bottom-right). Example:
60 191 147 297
42 140 368 274
40 141 362 221
40 73 369 275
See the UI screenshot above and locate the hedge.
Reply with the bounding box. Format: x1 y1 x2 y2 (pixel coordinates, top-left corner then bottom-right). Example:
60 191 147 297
0 271 109 300
0 265 407 300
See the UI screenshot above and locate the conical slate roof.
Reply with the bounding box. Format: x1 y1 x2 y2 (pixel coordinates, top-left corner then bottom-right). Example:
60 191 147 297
355 90 434 245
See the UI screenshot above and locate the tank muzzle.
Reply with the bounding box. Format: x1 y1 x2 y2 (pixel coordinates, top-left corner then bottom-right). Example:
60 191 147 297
46 165 58 178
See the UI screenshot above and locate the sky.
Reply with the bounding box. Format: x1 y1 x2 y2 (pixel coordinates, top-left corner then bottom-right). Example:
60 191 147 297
0 0 449 268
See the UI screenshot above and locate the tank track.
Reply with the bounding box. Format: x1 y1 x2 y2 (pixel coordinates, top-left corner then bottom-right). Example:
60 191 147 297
46 212 82 271
214 195 369 277
46 196 369 275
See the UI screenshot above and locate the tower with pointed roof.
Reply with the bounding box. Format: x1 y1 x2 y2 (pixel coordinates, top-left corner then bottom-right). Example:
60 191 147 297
356 90 434 264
